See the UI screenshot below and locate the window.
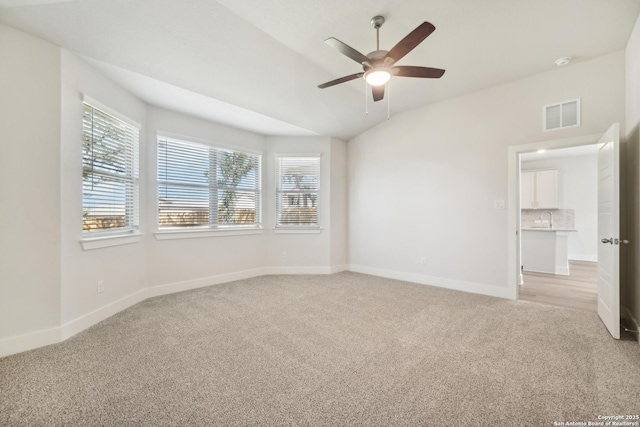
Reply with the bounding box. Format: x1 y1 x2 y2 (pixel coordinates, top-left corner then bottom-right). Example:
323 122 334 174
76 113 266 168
82 103 139 234
157 137 261 229
276 156 320 228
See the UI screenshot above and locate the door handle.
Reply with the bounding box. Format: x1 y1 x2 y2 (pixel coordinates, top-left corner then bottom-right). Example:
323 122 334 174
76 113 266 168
621 239 630 245
601 238 613 244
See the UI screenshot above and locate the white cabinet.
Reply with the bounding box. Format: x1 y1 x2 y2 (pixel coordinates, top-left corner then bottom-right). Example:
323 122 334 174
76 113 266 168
521 229 571 275
520 170 558 209
535 170 558 208
521 171 535 209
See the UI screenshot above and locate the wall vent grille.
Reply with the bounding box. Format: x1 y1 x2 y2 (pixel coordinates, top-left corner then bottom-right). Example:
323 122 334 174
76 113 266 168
543 98 580 131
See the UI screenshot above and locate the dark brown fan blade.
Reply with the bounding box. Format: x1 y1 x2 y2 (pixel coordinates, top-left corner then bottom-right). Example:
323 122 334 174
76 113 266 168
372 85 385 102
325 37 369 65
386 22 436 62
394 66 445 78
318 73 363 89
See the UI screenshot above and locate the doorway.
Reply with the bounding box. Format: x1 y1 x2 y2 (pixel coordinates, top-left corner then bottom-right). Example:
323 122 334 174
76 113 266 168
508 125 623 340
506 132 602 302
517 145 599 312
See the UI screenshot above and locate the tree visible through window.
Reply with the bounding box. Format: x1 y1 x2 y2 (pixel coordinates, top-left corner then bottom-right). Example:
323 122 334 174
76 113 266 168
82 103 139 234
276 156 320 227
157 137 261 229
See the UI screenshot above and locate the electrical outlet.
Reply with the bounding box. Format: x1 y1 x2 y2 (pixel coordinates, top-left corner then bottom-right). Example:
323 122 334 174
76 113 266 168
493 200 505 210
97 280 105 294
281 251 287 259
420 257 427 266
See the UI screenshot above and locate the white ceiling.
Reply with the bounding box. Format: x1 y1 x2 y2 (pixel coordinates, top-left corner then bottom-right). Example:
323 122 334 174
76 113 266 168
1 0 638 140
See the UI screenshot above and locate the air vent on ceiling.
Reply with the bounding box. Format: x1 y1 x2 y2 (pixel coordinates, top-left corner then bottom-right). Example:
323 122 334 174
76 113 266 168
543 98 580 131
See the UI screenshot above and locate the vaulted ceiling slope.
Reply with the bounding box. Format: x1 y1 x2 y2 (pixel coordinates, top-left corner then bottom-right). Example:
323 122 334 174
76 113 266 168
1 0 638 140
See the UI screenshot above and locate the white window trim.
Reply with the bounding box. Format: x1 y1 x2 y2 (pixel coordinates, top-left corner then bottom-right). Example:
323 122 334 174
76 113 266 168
82 94 141 130
81 232 143 251
275 153 321 230
154 227 263 240
275 153 322 158
156 135 263 232
273 228 322 234
82 99 140 239
156 131 262 156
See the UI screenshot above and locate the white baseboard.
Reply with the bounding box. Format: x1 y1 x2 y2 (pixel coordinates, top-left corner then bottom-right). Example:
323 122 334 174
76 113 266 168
554 266 570 276
262 264 348 275
330 264 349 274
60 288 149 341
523 267 554 275
147 267 267 298
0 326 61 359
0 265 349 358
347 264 511 300
0 288 150 359
568 253 598 262
265 266 334 275
622 305 640 345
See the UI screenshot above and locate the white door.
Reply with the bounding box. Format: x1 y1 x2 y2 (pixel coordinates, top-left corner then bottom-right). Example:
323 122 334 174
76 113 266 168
597 123 620 339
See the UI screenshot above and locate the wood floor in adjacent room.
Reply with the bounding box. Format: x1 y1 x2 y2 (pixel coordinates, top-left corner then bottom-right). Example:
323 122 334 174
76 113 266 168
518 260 598 312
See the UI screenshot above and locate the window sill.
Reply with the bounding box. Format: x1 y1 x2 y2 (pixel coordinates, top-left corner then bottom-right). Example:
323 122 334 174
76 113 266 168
273 228 322 234
81 232 143 250
154 227 263 240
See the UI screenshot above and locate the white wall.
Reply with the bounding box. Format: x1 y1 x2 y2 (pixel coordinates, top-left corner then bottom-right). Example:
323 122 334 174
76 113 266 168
348 51 625 296
626 15 640 134
1 20 633 356
522 153 598 261
330 137 348 268
264 136 333 272
0 25 61 343
59 50 148 327
145 107 268 289
623 14 640 331
145 119 346 287
0 26 349 357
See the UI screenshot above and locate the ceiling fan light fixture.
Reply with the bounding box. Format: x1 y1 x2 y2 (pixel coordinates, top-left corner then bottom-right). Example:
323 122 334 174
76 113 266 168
318 18 444 103
364 68 391 86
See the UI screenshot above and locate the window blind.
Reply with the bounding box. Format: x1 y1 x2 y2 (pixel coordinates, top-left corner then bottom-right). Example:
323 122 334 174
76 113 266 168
276 156 320 227
82 103 139 234
157 137 261 229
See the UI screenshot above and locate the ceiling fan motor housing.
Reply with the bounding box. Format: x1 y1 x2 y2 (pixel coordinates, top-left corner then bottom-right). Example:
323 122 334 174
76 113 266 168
364 50 390 70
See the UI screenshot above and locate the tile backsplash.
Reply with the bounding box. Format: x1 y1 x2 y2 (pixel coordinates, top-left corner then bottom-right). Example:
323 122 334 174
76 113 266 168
521 209 575 229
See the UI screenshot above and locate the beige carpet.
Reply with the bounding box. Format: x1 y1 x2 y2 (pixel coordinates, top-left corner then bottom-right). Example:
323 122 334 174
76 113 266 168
1 272 639 426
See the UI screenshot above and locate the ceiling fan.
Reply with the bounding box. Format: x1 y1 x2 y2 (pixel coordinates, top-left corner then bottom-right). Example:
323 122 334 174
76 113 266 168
318 16 445 102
